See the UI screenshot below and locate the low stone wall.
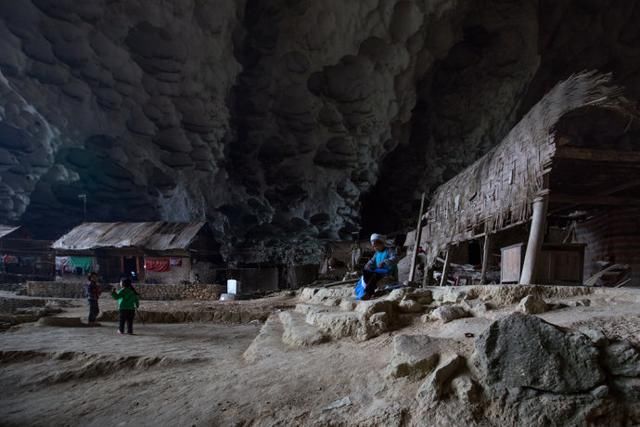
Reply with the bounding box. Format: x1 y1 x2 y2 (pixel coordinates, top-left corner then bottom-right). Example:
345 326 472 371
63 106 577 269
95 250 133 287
26 281 86 299
99 308 270 324
0 282 26 293
25 281 225 301
0 273 53 284
0 296 47 313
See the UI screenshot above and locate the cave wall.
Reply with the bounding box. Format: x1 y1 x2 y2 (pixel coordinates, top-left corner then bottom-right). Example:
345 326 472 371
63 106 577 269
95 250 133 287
1 0 639 263
0 0 242 240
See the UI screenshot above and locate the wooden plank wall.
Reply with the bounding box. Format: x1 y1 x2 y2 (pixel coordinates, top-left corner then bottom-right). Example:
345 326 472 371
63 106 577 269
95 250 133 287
575 208 640 286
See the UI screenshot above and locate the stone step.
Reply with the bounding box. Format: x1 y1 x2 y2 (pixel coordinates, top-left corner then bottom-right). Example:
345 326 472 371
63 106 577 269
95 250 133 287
243 314 285 363
294 298 404 342
299 286 355 305
387 334 458 379
294 303 339 316
305 309 365 341
278 311 328 347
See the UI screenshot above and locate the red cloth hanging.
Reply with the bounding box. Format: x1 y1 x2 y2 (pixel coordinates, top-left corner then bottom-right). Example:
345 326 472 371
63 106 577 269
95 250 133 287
144 257 170 272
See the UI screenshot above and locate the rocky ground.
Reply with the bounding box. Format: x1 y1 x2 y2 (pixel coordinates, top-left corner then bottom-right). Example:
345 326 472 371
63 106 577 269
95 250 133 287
0 285 639 426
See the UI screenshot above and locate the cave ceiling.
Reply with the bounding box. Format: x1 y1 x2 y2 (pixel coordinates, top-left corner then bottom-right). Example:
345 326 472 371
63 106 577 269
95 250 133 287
1 0 639 262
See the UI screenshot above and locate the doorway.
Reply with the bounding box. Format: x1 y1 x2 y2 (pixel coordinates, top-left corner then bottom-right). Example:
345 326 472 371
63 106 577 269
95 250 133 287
122 256 142 282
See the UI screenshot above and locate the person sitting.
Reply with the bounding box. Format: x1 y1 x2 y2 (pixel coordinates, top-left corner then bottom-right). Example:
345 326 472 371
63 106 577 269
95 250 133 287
362 233 398 300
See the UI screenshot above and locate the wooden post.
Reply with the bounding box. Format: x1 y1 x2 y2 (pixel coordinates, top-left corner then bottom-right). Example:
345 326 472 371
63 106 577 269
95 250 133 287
422 266 431 287
480 233 491 284
520 196 548 285
409 192 426 283
439 249 450 287
136 256 144 282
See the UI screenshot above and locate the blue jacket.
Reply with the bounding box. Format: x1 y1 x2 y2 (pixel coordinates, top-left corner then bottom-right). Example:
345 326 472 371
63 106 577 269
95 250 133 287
365 247 398 278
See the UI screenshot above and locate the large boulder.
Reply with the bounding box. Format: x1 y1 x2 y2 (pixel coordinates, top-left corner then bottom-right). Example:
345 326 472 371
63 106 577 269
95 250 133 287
577 327 609 348
612 377 640 401
603 341 640 377
472 313 605 394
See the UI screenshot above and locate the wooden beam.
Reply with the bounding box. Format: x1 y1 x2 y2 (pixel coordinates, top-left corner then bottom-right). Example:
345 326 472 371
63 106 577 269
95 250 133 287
550 193 640 207
439 250 450 287
594 179 640 196
550 179 640 215
409 193 426 283
480 233 491 285
555 147 640 163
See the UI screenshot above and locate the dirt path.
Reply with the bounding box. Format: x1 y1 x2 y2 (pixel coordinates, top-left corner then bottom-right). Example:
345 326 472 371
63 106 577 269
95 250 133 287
0 320 396 426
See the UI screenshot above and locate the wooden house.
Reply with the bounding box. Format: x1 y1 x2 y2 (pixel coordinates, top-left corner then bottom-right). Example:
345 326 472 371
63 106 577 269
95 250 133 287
0 225 54 281
413 72 640 286
52 222 222 283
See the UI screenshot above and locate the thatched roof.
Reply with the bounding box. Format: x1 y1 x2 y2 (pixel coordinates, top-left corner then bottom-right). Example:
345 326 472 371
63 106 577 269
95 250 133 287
52 222 207 252
421 71 637 266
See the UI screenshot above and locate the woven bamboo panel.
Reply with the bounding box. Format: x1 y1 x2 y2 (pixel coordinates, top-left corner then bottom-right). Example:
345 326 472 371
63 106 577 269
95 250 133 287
421 71 633 267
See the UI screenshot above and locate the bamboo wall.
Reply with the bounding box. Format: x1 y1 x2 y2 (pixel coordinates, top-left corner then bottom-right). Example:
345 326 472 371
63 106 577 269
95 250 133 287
420 72 631 267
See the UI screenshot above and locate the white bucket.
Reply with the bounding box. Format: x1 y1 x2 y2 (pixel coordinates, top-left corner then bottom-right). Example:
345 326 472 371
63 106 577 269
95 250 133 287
227 279 239 295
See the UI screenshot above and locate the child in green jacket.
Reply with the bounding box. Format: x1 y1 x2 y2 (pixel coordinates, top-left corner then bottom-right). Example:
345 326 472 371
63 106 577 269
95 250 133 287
111 278 140 335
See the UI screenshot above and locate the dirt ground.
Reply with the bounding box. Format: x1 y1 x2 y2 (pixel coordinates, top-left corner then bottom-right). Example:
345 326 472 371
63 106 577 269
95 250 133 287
0 287 639 426
0 321 394 426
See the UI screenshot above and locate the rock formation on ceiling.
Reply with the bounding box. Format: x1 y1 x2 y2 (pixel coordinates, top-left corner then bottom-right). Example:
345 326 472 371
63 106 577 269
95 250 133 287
1 0 639 262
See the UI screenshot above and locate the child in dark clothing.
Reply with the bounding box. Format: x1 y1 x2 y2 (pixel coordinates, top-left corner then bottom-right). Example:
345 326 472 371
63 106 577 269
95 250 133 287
111 278 140 335
84 272 102 325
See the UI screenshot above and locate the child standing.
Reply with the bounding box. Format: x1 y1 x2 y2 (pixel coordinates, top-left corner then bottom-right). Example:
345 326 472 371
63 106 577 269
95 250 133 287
111 278 140 335
84 273 102 326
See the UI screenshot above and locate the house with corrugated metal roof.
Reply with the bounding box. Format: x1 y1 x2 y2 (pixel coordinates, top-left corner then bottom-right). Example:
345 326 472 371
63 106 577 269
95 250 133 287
52 222 222 283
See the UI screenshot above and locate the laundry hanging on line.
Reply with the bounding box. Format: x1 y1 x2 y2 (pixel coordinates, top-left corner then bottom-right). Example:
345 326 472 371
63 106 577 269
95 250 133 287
144 257 170 272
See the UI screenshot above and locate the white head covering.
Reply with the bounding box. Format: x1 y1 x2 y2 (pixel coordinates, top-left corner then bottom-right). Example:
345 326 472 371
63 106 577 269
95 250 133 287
370 233 386 243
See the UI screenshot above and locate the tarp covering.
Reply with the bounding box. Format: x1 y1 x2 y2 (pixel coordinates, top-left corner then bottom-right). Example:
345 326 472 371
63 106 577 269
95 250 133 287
56 256 95 274
52 222 207 252
70 256 94 272
145 257 170 272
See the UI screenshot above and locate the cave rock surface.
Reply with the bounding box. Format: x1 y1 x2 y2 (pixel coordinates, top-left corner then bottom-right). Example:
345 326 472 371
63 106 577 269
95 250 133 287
2 0 640 262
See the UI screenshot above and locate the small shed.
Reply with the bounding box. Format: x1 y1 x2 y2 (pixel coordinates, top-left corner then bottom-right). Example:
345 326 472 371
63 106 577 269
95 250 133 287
0 225 54 281
52 222 221 283
415 72 640 286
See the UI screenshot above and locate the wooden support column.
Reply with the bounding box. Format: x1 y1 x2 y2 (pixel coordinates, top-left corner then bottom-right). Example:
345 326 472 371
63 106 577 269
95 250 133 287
422 267 430 287
439 249 450 287
409 193 426 283
480 233 491 284
520 196 548 285
136 256 144 282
